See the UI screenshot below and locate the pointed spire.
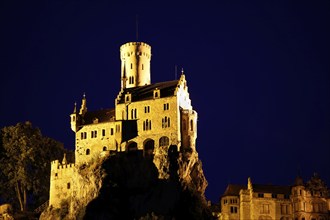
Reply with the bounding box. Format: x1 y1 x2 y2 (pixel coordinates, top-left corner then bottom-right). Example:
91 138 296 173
79 93 87 115
181 68 184 75
62 153 67 165
248 177 253 190
73 102 77 114
122 62 127 89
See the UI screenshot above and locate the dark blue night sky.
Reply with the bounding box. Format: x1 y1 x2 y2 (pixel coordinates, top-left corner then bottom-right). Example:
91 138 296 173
1 1 329 203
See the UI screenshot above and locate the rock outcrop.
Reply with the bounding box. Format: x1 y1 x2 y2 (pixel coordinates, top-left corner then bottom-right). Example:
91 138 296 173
40 146 212 220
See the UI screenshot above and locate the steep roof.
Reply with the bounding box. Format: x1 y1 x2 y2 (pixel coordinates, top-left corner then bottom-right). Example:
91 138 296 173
222 184 246 196
222 183 291 197
118 80 179 104
252 184 291 195
82 108 115 125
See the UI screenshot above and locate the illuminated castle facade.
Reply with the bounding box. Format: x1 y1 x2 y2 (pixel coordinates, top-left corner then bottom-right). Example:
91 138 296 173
48 42 198 208
218 174 330 220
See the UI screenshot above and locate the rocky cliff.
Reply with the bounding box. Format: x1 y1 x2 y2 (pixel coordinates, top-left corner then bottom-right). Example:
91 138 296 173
40 146 212 220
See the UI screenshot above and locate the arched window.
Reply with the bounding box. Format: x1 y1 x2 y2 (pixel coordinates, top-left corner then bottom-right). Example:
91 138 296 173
86 149 90 155
190 119 193 131
134 109 137 118
127 142 138 151
144 139 155 157
159 136 169 147
103 146 107 151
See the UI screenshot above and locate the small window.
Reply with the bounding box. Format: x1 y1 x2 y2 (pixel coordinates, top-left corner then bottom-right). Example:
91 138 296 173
190 119 193 131
144 106 150 113
67 182 70 189
258 193 264 198
103 146 107 151
111 128 114 135
142 64 144 70
72 116 75 121
230 206 237 213
153 89 160 99
55 173 58 177
130 63 133 69
164 103 169 110
86 149 90 155
102 129 105 137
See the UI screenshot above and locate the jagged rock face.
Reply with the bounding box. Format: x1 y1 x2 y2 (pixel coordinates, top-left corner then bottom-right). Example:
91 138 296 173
41 148 212 220
84 149 211 219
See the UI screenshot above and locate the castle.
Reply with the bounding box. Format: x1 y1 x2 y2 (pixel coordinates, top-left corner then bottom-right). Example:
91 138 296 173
49 41 198 208
218 174 330 220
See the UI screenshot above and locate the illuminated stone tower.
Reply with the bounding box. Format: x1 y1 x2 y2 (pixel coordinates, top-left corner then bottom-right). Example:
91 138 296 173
120 42 151 89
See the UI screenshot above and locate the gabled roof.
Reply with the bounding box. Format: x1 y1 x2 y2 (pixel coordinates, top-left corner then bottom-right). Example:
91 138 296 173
222 183 291 197
223 184 246 196
82 108 115 125
117 80 179 104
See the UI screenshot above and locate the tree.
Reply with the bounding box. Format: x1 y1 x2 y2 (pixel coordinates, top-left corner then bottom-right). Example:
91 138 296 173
0 121 67 212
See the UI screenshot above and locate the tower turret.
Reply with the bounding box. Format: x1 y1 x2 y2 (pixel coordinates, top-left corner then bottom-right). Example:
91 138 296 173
120 42 151 89
70 102 79 132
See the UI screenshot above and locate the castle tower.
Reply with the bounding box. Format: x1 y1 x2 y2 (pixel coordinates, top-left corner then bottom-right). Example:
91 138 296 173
70 102 79 132
120 42 151 89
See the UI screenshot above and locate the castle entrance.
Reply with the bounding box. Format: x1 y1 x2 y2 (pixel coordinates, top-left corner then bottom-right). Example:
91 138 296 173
143 139 154 158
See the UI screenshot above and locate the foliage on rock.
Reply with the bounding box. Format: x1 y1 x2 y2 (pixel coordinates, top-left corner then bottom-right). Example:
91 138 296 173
0 121 67 212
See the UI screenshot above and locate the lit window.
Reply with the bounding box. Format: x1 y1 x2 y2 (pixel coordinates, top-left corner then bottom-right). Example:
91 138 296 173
261 204 269 214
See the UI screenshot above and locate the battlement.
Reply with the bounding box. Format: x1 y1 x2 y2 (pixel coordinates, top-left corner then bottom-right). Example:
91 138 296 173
120 42 151 59
120 42 151 50
51 160 76 170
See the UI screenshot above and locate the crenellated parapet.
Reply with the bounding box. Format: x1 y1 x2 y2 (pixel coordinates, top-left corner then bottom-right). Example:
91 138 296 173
120 42 152 89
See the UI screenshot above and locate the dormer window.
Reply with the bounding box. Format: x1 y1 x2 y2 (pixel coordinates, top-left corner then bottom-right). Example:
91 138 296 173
153 88 160 99
125 93 131 103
